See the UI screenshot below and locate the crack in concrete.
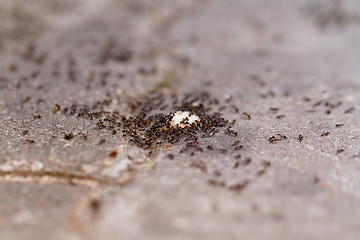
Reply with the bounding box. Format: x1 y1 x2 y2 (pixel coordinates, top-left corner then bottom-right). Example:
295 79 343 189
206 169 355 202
0 170 133 188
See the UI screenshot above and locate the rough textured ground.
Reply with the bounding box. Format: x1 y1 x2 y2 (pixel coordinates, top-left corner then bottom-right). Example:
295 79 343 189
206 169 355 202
0 0 360 239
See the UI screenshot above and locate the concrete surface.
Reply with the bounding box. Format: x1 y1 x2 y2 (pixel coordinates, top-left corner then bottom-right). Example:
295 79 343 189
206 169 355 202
0 0 360 239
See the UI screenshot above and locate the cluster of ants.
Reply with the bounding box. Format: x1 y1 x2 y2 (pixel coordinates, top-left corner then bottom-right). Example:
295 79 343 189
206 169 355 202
53 92 242 155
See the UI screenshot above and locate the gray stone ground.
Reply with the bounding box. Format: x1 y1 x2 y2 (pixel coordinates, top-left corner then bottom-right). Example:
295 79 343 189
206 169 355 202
0 0 360 239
